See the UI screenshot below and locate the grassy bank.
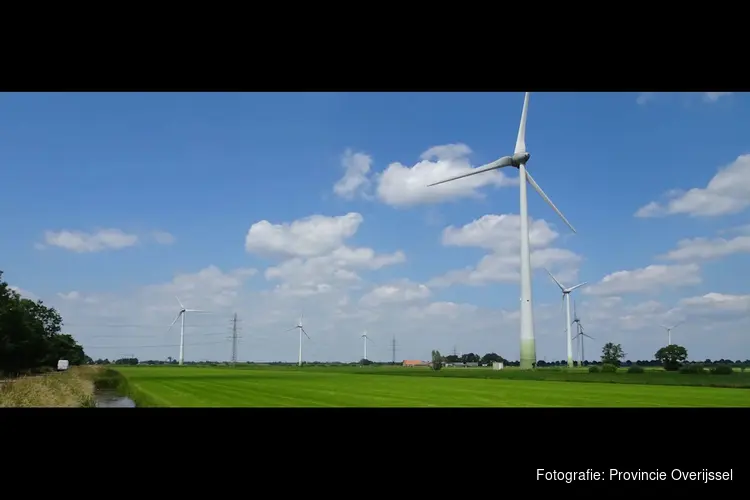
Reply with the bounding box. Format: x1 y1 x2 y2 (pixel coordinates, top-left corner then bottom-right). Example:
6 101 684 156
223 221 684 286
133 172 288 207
0 365 102 407
111 365 750 407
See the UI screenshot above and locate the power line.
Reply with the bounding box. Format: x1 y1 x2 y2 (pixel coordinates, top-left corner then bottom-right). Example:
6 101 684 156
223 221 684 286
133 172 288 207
84 340 227 349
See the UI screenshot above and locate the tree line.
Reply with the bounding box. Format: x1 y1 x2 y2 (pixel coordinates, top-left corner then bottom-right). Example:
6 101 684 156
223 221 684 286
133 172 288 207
0 271 90 376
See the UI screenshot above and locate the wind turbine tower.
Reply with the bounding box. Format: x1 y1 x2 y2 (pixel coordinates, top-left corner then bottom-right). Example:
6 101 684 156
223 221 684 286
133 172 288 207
660 322 683 346
428 92 577 370
571 300 593 366
361 331 373 361
286 313 310 367
544 269 587 368
167 296 207 366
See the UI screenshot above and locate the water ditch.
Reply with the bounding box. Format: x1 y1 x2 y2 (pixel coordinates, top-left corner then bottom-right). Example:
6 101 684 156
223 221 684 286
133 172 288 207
94 389 136 407
93 369 137 407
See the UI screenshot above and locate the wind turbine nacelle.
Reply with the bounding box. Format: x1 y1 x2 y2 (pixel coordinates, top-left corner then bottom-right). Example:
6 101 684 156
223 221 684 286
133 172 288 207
511 152 531 166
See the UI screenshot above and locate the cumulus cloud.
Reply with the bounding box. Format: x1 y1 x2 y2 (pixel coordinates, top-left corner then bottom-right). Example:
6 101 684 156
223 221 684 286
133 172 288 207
679 292 750 314
8 285 38 301
245 213 363 258
635 155 750 218
375 144 517 207
359 280 431 307
429 214 581 287
40 229 139 253
660 235 750 261
246 213 405 298
584 264 701 296
333 149 373 200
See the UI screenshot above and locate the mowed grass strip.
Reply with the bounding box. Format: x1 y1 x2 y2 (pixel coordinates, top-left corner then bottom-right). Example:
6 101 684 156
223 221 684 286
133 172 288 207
113 366 750 407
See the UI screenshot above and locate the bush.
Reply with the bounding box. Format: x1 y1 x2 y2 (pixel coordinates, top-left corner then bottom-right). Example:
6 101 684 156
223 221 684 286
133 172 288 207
601 363 618 373
680 364 705 374
710 365 734 375
588 365 601 373
627 365 645 374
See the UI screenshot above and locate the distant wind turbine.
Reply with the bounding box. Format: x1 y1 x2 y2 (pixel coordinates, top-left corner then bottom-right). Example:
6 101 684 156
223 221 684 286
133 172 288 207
167 296 208 366
427 92 577 370
571 300 593 366
360 331 374 361
660 321 683 346
544 269 587 368
286 313 310 366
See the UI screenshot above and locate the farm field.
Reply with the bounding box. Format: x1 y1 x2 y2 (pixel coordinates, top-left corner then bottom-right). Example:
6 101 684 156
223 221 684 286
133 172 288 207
111 365 750 407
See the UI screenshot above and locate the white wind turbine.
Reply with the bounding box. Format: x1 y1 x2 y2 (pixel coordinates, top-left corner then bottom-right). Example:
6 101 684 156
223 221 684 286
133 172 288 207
286 313 310 367
570 300 593 366
360 330 374 361
544 269 587 368
167 296 207 366
428 92 577 370
660 321 683 346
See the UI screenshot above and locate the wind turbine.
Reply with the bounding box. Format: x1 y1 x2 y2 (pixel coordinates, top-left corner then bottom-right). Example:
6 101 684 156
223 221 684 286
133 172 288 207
360 330 374 361
544 269 587 368
167 296 207 366
427 92 576 370
571 300 593 367
660 321 683 346
286 313 310 367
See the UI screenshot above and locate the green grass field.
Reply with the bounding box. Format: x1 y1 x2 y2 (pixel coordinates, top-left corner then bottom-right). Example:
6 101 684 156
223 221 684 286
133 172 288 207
110 365 750 407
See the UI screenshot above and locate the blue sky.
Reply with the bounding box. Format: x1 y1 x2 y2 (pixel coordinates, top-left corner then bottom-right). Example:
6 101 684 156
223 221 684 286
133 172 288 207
1 91 748 363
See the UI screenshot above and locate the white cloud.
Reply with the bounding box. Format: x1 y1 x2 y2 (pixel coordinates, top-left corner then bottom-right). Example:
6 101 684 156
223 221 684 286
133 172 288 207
246 213 405 299
584 264 701 296
40 229 139 253
429 214 581 287
375 144 517 207
9 285 38 301
359 280 431 307
152 231 176 245
679 292 750 314
635 155 750 218
660 235 750 261
245 213 363 258
333 149 372 200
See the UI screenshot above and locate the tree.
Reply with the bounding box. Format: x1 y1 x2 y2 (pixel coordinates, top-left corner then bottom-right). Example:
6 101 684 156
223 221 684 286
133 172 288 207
601 343 626 367
481 352 504 365
655 345 688 371
0 270 88 375
431 350 443 371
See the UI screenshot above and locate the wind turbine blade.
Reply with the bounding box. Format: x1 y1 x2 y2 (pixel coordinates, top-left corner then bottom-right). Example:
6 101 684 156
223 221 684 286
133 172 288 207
525 170 576 233
568 282 588 292
573 299 578 320
560 294 565 313
175 296 185 309
515 92 530 154
301 327 310 339
544 268 565 291
671 320 684 330
185 309 208 313
167 312 182 330
583 334 594 339
284 327 297 332
659 325 669 330
426 156 514 187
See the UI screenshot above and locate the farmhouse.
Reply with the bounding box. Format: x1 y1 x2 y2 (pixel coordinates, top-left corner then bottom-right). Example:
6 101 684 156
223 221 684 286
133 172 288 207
402 359 430 367
444 362 479 368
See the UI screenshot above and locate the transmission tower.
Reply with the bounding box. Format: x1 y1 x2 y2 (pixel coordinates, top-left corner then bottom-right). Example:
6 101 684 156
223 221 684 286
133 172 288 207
390 335 398 364
230 313 240 367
